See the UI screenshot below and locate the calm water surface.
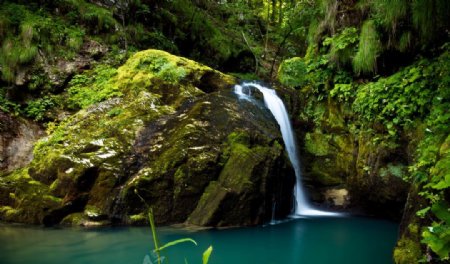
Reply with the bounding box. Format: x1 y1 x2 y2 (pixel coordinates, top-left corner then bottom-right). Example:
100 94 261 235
0 216 398 264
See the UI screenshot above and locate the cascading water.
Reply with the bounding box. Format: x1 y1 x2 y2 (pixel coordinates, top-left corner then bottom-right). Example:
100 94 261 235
234 82 338 217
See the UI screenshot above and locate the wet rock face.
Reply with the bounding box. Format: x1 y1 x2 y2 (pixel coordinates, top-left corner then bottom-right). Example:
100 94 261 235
122 93 295 226
0 111 44 173
292 98 409 219
0 50 295 227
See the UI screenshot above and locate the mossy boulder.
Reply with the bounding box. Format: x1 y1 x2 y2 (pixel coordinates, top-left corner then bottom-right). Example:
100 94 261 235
187 132 294 226
0 169 62 224
0 49 294 227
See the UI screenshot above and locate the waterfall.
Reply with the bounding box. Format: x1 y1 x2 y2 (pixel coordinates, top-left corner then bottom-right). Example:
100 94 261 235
234 82 337 217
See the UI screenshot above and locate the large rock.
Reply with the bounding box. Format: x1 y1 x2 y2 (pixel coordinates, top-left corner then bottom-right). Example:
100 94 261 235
0 111 44 173
0 50 295 227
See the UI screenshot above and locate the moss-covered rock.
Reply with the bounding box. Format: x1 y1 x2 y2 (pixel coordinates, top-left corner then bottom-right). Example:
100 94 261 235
0 49 294 227
394 224 423 263
0 169 61 224
187 132 294 226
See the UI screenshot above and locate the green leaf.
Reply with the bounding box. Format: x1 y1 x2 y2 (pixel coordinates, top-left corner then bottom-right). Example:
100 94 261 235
157 238 198 252
416 207 431 218
431 177 450 190
422 225 450 259
202 246 213 264
148 210 161 264
431 201 450 225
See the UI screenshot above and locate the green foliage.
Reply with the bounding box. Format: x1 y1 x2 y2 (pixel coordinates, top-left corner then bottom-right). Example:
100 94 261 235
173 0 238 67
0 2 88 82
24 96 58 121
421 201 450 260
278 57 308 87
397 31 412 52
279 51 333 94
145 31 179 54
411 0 450 43
202 246 213 264
330 83 355 102
107 108 123 117
352 47 449 260
371 0 408 31
353 20 380 75
322 27 358 66
157 62 187 83
302 0 449 78
379 164 405 178
137 55 188 83
59 0 117 34
0 89 20 114
414 132 450 260
67 64 120 109
147 209 213 264
353 58 439 135
282 43 449 261
1 36 37 82
366 0 450 51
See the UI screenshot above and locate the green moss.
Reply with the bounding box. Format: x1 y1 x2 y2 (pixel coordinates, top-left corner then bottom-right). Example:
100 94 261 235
2 48 239 226
324 102 346 131
61 212 86 226
311 161 344 186
187 181 228 226
0 2 91 82
129 213 148 225
0 206 21 219
67 64 119 109
227 131 251 146
84 205 101 218
305 132 332 156
394 224 422 264
394 238 422 263
118 49 210 87
0 168 61 224
187 129 284 226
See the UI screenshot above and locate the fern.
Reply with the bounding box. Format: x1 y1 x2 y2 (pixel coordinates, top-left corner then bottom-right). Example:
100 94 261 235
322 27 358 66
353 20 380 75
412 0 435 42
397 31 411 52
372 0 408 33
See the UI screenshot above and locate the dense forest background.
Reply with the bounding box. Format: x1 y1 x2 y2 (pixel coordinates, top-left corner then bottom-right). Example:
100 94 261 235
0 0 449 263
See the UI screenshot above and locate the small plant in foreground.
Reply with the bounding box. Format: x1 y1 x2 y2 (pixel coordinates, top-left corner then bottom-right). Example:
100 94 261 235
148 209 213 264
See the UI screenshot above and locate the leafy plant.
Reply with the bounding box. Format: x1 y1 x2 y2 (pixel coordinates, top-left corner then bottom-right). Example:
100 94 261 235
147 209 213 264
0 89 20 114
25 96 57 121
67 64 119 109
278 57 307 87
322 27 358 66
